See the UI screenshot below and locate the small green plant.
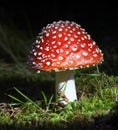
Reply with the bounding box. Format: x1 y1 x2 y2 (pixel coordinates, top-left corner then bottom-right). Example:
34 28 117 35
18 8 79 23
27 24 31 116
41 91 54 112
8 87 54 112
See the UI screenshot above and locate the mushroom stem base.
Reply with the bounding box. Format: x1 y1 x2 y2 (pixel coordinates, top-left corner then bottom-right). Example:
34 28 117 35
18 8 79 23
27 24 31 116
55 70 77 105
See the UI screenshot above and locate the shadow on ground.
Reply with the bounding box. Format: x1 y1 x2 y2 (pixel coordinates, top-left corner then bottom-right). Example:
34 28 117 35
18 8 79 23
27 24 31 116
0 74 55 102
94 102 118 130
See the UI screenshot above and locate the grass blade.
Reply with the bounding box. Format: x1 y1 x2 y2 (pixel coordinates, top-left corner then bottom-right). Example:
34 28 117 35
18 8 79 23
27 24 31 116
47 94 54 111
41 91 48 106
8 94 24 104
14 87 39 108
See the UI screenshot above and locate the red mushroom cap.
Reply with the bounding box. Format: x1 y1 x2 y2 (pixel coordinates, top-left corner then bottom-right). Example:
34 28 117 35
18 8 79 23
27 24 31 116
29 21 103 72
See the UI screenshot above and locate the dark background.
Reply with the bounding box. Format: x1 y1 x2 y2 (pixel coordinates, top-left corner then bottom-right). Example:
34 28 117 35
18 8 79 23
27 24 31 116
0 0 118 49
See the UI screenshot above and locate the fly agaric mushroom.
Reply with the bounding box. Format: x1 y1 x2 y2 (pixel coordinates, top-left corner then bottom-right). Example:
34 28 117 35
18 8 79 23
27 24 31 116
28 20 103 105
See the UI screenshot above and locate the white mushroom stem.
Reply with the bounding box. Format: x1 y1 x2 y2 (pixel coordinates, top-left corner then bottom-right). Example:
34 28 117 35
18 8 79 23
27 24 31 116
55 70 77 105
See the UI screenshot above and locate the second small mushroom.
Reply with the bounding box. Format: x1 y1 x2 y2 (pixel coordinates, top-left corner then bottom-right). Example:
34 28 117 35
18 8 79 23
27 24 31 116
28 21 103 105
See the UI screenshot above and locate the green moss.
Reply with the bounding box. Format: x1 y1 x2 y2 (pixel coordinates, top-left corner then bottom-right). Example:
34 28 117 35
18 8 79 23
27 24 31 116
0 71 118 130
